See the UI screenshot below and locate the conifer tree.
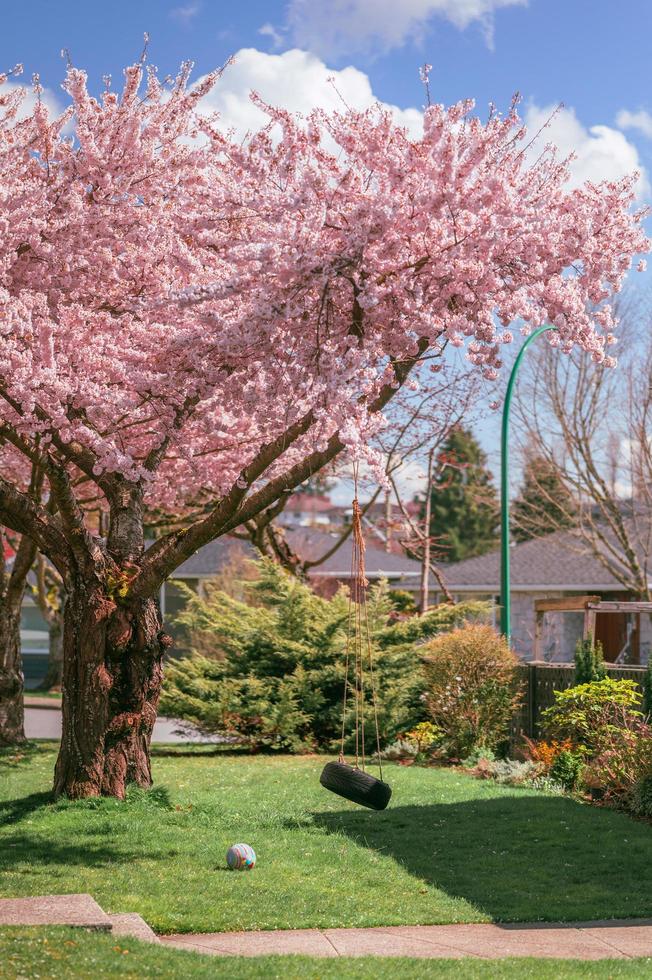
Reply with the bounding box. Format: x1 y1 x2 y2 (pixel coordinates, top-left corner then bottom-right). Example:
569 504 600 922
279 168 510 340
512 453 576 542
574 634 607 685
428 427 499 563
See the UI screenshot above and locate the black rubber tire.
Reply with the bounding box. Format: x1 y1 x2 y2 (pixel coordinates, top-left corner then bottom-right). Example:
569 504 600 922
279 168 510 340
320 761 392 810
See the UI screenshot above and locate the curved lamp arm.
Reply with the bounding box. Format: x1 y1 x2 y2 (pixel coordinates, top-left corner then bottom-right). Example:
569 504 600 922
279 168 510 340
500 324 557 642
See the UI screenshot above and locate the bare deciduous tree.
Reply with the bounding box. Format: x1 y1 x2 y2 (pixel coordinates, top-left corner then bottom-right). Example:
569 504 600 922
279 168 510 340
514 300 652 599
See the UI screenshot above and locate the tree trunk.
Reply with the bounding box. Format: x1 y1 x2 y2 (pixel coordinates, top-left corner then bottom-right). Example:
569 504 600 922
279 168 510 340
53 582 170 799
0 529 37 746
0 606 25 746
41 614 64 691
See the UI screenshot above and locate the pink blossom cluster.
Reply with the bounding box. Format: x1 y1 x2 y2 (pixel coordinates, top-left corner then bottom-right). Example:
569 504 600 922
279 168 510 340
0 61 647 515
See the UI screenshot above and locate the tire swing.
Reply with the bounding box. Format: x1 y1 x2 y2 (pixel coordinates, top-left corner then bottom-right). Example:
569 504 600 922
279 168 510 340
320 472 392 811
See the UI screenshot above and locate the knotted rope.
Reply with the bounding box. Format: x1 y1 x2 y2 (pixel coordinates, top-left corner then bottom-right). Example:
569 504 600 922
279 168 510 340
339 466 384 780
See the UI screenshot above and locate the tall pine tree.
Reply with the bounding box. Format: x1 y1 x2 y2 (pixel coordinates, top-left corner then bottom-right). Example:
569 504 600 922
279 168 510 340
511 454 576 542
427 427 500 563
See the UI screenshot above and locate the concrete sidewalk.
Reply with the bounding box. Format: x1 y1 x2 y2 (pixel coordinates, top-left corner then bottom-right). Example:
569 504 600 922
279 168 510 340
160 920 652 960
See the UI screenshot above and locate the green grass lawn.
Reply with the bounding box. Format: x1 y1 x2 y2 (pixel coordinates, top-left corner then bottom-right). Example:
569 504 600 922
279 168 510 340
2 743 652 935
1 929 652 980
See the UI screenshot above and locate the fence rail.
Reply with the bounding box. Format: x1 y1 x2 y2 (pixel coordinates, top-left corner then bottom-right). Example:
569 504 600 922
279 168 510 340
512 661 648 740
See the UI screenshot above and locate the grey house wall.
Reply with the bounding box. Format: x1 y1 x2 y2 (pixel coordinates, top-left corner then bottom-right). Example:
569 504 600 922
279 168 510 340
438 587 652 662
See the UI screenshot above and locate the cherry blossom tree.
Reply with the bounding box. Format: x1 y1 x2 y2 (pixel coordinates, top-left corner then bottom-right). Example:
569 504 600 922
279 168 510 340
0 57 646 798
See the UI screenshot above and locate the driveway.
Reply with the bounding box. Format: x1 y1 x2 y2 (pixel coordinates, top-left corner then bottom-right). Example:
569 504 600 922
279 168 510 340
24 705 218 744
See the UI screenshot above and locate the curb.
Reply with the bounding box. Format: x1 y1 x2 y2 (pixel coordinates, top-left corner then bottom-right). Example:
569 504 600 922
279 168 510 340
24 698 62 710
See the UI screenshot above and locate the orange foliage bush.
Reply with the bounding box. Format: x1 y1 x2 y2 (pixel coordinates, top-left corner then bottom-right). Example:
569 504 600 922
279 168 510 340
521 737 575 771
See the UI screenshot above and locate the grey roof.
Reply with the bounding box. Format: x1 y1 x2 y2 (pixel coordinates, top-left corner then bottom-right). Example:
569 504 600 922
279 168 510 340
286 527 421 579
440 529 633 593
174 527 421 581
174 536 257 578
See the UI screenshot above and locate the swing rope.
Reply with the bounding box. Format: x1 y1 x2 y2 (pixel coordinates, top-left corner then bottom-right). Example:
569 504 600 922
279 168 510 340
338 464 384 782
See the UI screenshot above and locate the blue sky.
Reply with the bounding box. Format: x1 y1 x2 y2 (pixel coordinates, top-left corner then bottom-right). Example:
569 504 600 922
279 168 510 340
3 0 650 493
3 1 650 145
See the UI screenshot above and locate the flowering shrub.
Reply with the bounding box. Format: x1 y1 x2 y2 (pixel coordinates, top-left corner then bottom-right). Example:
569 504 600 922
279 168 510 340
542 678 652 809
581 722 652 803
420 624 523 757
541 678 643 751
521 737 575 770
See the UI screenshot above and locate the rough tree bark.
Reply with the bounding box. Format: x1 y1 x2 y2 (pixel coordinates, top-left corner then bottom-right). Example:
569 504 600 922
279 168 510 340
0 530 37 746
53 482 173 799
0 602 25 746
53 578 170 799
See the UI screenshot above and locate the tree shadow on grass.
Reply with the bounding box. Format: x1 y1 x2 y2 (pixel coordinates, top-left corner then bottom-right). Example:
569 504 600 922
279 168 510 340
0 832 144 872
0 742 45 769
0 792 54 827
0 789 173 872
314 794 652 923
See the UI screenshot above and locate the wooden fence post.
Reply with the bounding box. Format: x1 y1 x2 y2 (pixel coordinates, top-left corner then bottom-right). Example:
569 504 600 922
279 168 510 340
529 663 537 737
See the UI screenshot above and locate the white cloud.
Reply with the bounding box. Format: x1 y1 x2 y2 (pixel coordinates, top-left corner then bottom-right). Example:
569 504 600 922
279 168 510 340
196 48 423 140
3 81 63 123
169 3 201 25
616 108 652 140
258 23 285 50
524 103 649 200
285 0 527 58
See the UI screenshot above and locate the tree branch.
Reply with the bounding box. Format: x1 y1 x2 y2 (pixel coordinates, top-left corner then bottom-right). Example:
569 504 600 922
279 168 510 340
130 338 431 598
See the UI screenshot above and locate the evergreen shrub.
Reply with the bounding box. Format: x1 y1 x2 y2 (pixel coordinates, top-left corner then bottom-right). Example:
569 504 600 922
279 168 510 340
161 560 489 752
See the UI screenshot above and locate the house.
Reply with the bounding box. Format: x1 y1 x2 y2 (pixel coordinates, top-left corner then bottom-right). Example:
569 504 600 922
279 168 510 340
438 528 652 664
165 525 422 608
20 527 423 686
277 494 346 528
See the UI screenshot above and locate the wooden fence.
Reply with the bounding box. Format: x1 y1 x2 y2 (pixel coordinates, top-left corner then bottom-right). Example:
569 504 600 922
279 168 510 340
511 661 648 740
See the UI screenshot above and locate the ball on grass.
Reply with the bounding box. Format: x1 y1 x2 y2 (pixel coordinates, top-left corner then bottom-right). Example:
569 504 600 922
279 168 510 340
226 843 256 870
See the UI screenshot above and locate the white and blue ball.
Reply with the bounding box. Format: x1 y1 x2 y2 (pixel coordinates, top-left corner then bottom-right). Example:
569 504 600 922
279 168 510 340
226 843 256 870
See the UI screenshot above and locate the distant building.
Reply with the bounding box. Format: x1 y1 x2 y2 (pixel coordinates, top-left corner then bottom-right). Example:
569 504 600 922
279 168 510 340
167 526 422 602
439 528 652 664
278 494 345 528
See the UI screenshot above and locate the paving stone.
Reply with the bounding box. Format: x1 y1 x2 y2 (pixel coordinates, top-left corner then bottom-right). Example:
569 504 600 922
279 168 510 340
580 923 652 958
108 913 160 944
415 924 612 959
162 929 338 957
0 894 111 931
322 927 467 958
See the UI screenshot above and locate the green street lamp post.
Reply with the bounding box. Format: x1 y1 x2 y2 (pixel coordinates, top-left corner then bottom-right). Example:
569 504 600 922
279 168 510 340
500 324 556 642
